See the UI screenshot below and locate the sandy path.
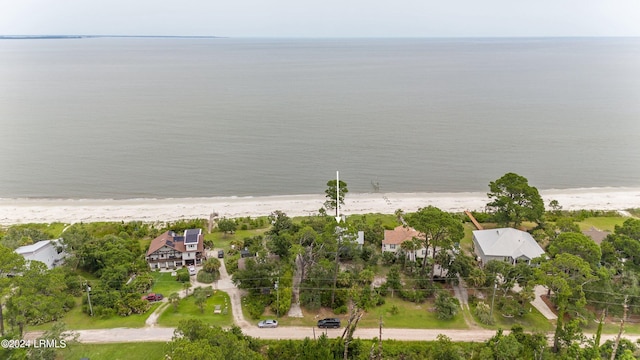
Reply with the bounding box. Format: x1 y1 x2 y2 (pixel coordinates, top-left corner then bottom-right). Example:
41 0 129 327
217 254 251 329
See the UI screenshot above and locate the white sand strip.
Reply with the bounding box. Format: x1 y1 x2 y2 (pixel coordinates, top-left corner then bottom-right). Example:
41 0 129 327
0 187 638 225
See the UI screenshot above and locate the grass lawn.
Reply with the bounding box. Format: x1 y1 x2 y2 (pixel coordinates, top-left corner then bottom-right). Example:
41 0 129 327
56 342 167 360
29 298 161 331
578 217 626 232
150 271 185 296
491 306 553 332
157 289 233 328
469 302 553 333
583 316 640 335
460 223 476 253
359 296 467 329
205 228 269 252
271 296 467 330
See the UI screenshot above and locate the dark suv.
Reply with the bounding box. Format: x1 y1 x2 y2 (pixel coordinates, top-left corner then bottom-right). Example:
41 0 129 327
317 318 341 328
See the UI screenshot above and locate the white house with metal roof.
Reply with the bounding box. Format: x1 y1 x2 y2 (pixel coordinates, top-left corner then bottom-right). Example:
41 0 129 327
15 239 67 269
472 228 545 266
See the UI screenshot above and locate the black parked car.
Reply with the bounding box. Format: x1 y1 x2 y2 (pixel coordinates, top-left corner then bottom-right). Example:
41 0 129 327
218 250 224 258
317 318 341 328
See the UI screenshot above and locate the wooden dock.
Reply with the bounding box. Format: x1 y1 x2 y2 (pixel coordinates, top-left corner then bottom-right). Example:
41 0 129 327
464 210 483 230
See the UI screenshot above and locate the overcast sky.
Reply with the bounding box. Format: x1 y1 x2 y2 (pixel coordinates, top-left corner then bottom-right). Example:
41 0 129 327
1 0 640 37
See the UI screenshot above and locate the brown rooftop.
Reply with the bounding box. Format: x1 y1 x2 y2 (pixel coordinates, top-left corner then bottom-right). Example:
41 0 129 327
383 225 420 245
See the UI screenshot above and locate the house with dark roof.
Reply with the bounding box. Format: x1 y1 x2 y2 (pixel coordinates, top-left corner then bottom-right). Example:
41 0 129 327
472 228 545 266
146 229 205 269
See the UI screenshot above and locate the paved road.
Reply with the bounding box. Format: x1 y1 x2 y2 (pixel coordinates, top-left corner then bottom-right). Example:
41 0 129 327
67 327 501 343
53 326 640 345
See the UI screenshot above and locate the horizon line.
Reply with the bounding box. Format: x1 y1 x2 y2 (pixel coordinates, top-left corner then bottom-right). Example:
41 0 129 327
1 34 640 40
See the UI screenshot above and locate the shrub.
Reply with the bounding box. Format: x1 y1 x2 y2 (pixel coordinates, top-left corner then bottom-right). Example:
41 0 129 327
176 268 190 282
381 252 397 266
244 295 270 320
435 291 459 320
474 301 494 325
197 271 217 284
389 305 400 315
333 305 348 315
270 287 292 316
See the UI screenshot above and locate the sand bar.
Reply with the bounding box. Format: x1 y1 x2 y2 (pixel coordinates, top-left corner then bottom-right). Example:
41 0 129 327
0 187 639 225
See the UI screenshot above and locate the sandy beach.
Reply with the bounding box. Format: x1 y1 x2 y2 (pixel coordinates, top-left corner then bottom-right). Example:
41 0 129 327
0 187 639 225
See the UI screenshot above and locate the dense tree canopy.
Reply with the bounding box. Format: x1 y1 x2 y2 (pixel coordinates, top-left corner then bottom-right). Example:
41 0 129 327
405 206 464 281
486 172 545 227
548 232 602 270
166 320 262 360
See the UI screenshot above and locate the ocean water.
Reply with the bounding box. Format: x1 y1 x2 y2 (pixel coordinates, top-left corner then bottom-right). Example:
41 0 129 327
0 37 639 199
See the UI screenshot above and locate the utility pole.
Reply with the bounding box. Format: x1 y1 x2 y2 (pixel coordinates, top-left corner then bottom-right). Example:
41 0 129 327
331 171 342 307
490 280 497 318
610 295 629 360
377 315 383 360
86 283 93 316
331 227 341 307
275 277 280 318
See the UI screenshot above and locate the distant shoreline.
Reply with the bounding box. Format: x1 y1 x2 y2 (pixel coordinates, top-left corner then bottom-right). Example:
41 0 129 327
0 35 222 40
0 187 638 225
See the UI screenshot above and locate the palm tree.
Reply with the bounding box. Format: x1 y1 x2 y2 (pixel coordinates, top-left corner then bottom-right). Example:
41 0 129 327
183 281 192 296
400 238 420 263
169 292 180 311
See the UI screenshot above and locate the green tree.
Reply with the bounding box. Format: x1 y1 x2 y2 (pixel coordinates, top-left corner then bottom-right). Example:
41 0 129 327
554 217 580 234
431 334 463 360
486 172 545 227
169 292 180 311
385 265 402 297
27 322 78 360
202 258 221 274
193 287 208 313
548 232 601 269
183 281 192 296
267 210 297 236
324 178 348 216
6 261 73 336
405 206 464 282
266 211 299 259
0 245 25 335
166 319 262 360
536 253 596 352
232 258 277 296
474 301 494 325
0 226 50 250
435 291 459 320
217 218 237 235
614 218 640 240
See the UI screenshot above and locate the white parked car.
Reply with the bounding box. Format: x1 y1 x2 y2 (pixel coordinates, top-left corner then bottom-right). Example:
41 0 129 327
258 319 278 328
189 266 196 276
